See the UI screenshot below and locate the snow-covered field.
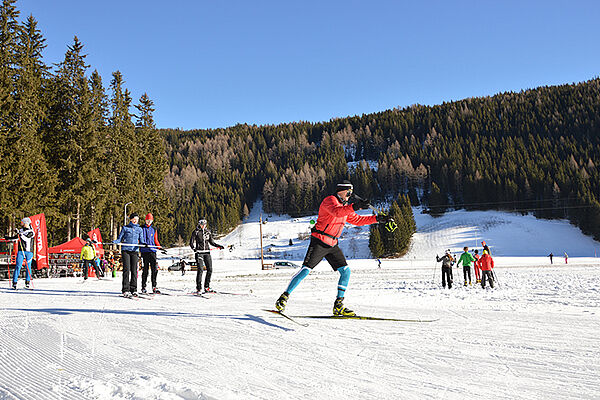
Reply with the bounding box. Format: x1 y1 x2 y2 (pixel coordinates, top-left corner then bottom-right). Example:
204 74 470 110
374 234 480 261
1 206 600 399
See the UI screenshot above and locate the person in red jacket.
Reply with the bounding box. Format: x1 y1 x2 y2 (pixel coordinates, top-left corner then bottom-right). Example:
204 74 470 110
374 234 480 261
473 249 481 283
275 180 391 316
479 250 495 288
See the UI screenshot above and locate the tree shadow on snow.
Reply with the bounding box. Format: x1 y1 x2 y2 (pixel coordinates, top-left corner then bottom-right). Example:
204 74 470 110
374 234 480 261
4 307 294 331
0 287 121 298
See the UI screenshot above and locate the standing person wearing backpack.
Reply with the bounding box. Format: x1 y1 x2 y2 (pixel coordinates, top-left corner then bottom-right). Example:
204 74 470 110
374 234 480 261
436 250 455 289
189 219 224 294
457 246 476 286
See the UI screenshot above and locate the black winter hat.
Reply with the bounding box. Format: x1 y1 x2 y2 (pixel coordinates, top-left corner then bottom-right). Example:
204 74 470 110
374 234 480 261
129 212 139 220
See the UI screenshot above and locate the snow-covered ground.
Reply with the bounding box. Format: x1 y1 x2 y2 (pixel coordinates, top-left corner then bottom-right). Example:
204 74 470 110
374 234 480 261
1 205 600 399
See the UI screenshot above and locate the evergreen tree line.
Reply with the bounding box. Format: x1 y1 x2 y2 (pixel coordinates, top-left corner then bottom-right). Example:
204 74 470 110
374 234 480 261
369 194 416 258
0 0 171 244
164 77 600 243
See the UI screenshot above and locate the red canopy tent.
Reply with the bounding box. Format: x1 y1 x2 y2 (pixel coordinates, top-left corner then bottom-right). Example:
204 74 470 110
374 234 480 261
49 237 104 257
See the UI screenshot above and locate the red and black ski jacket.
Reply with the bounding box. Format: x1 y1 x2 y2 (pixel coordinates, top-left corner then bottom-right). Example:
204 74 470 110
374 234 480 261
311 194 377 247
479 253 494 271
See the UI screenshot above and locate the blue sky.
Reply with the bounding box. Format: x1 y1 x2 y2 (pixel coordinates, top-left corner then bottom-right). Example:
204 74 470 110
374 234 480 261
18 0 600 129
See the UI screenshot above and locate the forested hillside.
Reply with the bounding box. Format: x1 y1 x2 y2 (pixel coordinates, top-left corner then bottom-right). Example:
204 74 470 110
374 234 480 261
164 78 600 242
2 0 599 248
0 0 171 244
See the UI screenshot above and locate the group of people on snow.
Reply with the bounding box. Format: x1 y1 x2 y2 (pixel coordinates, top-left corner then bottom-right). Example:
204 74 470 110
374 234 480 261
113 212 225 298
436 242 496 289
114 212 166 298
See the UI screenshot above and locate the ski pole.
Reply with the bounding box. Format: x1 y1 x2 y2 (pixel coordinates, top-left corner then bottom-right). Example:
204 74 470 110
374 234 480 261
354 195 398 232
94 242 167 254
492 269 500 288
7 240 12 287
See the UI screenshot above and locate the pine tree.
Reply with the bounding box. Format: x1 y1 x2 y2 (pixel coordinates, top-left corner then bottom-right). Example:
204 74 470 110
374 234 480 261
135 92 173 241
44 36 99 239
107 70 141 238
0 0 21 225
369 224 385 258
8 15 56 218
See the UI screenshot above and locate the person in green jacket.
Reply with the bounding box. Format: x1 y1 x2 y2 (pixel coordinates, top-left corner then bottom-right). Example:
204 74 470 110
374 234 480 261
457 246 476 286
80 239 97 280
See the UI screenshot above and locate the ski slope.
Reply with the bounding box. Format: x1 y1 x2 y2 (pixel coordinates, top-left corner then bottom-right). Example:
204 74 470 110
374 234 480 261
1 206 599 399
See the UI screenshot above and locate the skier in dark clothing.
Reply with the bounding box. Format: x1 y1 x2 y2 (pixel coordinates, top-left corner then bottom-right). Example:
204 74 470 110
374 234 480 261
189 219 224 293
114 213 143 298
481 241 491 255
436 250 454 289
548 253 553 264
140 213 163 294
274 180 391 316
3 217 35 289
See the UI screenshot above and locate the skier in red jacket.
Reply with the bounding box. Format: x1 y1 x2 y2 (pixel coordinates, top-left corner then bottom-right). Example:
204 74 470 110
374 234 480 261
473 249 481 283
479 250 495 288
275 180 391 316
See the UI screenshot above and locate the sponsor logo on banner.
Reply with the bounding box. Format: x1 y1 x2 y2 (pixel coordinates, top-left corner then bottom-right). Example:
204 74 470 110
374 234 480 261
28 213 48 270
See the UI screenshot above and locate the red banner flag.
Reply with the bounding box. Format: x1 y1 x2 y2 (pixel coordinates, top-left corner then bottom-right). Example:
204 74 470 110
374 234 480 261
28 213 48 271
87 228 104 257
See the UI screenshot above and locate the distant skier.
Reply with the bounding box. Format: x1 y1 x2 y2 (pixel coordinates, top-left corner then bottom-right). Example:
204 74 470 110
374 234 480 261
377 258 382 269
473 249 481 283
457 247 476 286
189 219 224 293
80 239 97 280
140 213 163 294
179 259 186 276
436 250 455 289
114 213 144 297
548 252 553 264
479 250 495 289
274 180 390 316
3 217 35 289
564 252 568 264
481 241 491 255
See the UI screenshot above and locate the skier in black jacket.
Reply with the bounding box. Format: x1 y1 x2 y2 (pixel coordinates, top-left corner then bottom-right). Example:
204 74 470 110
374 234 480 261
189 219 224 293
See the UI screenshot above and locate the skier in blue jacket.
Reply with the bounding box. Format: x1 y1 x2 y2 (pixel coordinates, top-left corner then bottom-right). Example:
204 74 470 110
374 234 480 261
114 213 143 297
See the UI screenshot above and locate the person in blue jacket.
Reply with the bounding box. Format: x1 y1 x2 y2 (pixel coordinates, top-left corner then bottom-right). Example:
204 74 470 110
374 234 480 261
114 213 143 297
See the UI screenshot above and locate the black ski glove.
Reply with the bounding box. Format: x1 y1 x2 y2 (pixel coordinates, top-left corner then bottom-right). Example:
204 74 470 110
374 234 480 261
218 245 224 250
352 198 371 211
376 214 393 224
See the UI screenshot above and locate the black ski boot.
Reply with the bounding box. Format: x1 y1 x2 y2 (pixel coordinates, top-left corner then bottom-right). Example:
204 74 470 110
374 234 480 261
275 292 289 312
333 297 356 316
